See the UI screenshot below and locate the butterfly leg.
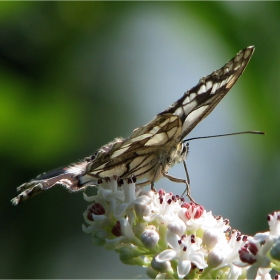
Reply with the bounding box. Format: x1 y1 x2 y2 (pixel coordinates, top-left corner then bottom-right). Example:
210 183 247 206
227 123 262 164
150 181 157 193
150 167 162 193
162 163 197 204
182 160 196 204
136 181 156 194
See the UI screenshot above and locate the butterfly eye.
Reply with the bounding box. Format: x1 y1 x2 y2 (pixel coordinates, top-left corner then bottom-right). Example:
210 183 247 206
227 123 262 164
181 143 189 156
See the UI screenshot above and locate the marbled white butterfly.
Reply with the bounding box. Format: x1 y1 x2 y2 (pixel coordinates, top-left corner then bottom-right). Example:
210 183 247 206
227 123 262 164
11 46 255 205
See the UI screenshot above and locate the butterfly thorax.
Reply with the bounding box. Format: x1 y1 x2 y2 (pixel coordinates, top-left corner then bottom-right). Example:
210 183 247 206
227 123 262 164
156 141 187 172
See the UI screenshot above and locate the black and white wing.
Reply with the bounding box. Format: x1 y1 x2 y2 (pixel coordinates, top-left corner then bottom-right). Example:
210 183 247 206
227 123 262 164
158 46 254 140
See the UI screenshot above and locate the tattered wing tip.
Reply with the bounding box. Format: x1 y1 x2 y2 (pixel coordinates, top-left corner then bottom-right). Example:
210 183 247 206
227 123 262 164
11 196 21 206
11 183 45 206
16 182 31 192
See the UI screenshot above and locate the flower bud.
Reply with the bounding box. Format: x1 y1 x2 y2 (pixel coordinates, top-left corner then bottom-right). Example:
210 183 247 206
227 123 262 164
207 249 223 268
141 229 159 249
167 219 186 236
119 246 145 266
134 203 151 218
203 229 219 250
92 228 108 246
151 256 171 272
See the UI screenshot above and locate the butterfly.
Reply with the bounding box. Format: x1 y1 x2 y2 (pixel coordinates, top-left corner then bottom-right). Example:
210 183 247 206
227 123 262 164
11 46 255 205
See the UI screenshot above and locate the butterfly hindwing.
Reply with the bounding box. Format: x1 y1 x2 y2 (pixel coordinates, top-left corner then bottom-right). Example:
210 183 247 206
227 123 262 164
85 114 182 181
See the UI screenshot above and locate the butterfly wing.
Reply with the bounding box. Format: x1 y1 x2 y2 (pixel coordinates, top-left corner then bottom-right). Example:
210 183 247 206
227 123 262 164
84 114 182 183
158 46 254 140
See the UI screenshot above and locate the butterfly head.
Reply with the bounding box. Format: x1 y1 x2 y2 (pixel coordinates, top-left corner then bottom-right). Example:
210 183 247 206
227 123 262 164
170 141 189 167
180 142 189 162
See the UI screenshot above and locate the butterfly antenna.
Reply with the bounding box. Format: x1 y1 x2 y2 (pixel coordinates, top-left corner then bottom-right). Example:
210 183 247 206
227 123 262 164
183 131 265 143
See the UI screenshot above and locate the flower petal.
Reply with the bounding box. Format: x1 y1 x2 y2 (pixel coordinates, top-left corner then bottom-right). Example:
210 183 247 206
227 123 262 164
247 263 259 280
177 259 191 278
156 249 177 262
166 231 180 250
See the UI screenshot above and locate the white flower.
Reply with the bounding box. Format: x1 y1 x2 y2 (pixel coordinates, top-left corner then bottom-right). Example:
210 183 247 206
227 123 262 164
155 232 207 278
178 203 229 235
238 240 272 279
143 190 182 224
235 211 280 279
82 178 280 279
212 231 248 279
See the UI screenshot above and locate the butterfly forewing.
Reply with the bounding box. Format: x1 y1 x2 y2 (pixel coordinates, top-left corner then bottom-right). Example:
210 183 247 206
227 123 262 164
11 46 255 205
159 46 254 140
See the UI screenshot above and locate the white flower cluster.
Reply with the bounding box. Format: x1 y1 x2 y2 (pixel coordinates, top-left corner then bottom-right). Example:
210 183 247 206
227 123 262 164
82 177 280 279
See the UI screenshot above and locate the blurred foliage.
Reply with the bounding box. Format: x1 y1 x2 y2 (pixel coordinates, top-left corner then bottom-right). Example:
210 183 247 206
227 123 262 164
1 2 280 278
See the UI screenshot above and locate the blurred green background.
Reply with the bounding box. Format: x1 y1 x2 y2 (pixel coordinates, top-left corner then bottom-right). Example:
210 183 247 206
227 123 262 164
2 2 280 278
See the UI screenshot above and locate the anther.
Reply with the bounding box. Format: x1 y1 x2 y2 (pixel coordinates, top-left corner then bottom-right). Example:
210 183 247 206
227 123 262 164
117 178 124 186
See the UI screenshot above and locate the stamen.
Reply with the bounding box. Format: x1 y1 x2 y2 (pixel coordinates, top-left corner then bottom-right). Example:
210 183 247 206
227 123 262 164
104 177 111 182
117 178 124 186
